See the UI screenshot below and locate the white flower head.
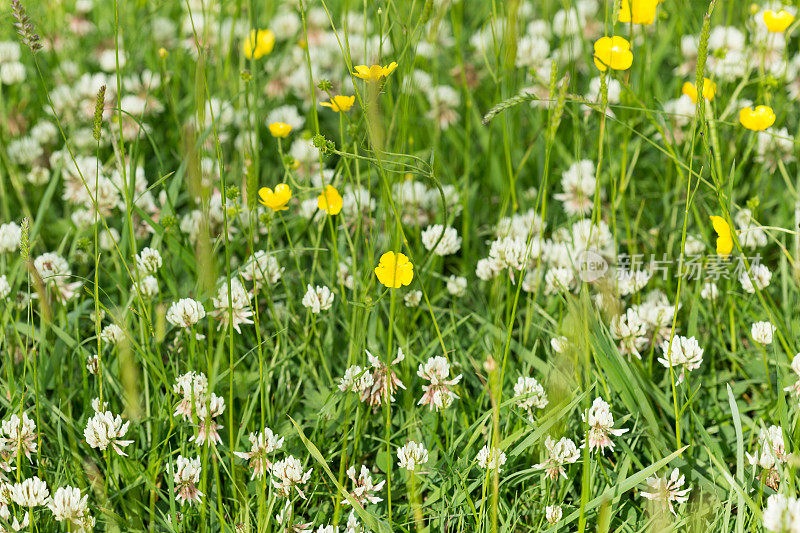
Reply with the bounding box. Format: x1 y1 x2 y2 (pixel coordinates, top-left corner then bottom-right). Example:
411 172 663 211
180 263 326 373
657 336 704 384
171 455 203 506
48 486 94 530
610 308 648 359
84 408 133 456
272 455 312 499
640 468 691 515
739 263 772 294
751 321 777 345
582 397 628 453
235 427 284 480
166 298 206 329
397 441 429 472
0 223 21 253
10 476 49 507
135 247 162 275
513 376 548 413
476 445 507 471
301 284 335 313
534 436 580 480
342 464 384 506
545 504 563 524
421 225 462 256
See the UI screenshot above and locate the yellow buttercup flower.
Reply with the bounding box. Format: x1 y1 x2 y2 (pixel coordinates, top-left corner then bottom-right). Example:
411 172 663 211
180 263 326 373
681 78 716 103
353 62 398 82
593 36 633 72
739 106 776 131
317 185 343 215
320 95 356 112
374 251 414 288
258 184 292 212
243 29 276 60
763 9 795 32
709 216 733 257
619 0 660 25
268 122 292 138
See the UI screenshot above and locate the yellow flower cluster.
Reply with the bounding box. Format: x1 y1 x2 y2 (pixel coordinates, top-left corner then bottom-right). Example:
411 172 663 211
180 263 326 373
242 30 275 60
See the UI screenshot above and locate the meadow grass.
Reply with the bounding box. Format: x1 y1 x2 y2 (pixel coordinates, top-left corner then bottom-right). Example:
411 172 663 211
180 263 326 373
0 0 799 531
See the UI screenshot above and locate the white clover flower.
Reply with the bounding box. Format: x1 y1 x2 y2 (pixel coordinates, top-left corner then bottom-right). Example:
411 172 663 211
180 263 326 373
544 266 575 294
763 494 800 532
684 234 705 255
421 225 462 256
475 257 502 281
242 250 283 286
554 160 597 216
476 445 506 471
339 365 374 394
756 127 796 171
171 455 203 506
135 247 162 274
100 324 125 345
0 62 26 85
534 436 580 480
397 441 429 472
417 356 462 411
568 218 613 257
10 477 49 508
30 120 57 145
582 397 628 453
0 223 21 253
404 290 422 307
234 427 284 480
84 407 133 456
495 209 545 241
658 336 704 385
343 465 384 506
301 284 334 314
34 252 81 302
545 505 563 524
616 268 652 296
784 353 800 407
212 278 254 333
610 308 648 359
746 425 786 490
1 412 37 461
0 275 10 299
343 511 364 533
166 298 206 329
189 393 226 446
427 85 461 129
361 348 406 408
99 228 120 252
272 455 312 499
640 468 691 515
700 282 718 301
513 376 548 413
446 275 467 297
751 321 777 345
48 486 94 530
0 508 29 532
134 275 159 298
0 41 21 63
515 35 550 68
488 236 528 275
173 371 209 420
739 263 772 294
551 336 569 354
735 209 768 249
